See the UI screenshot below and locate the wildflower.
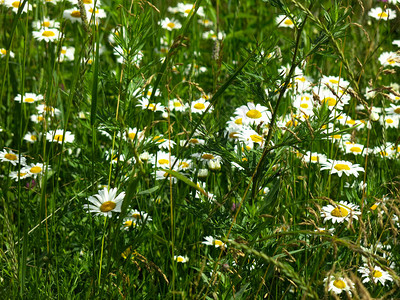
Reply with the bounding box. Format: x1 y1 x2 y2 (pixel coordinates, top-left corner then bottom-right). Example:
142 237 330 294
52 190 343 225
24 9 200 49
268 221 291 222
378 52 400 67
275 15 295 28
343 142 365 156
321 75 350 89
191 98 212 114
137 98 164 112
0 48 15 58
25 163 49 177
168 99 188 112
198 18 213 27
14 93 43 104
127 209 152 223
4 0 32 13
32 18 60 30
160 17 182 31
234 102 271 126
177 3 205 17
9 170 32 181
63 8 83 23
321 200 361 223
198 168 209 178
30 114 46 124
70 0 101 7
380 115 399 128
301 151 328 164
320 159 364 177
24 132 38 143
177 159 192 171
0 149 26 166
58 46 75 62
193 153 222 165
46 130 75 144
149 151 176 168
32 28 61 42
122 218 137 230
324 275 354 295
174 255 189 263
202 30 225 40
155 170 178 183
84 187 125 217
124 127 144 144
358 265 393 285
202 236 226 248
151 135 176 150
368 7 396 20
237 128 264 149
86 7 107 24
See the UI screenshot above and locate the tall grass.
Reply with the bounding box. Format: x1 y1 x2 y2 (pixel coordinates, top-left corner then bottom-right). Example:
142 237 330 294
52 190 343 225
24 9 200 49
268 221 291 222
1 0 400 298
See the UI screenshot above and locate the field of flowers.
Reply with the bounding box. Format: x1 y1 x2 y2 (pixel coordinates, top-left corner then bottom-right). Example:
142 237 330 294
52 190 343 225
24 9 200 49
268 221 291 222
1 0 400 298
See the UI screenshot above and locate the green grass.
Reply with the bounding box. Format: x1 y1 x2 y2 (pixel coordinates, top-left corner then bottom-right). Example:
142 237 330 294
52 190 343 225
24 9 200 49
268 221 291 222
1 0 400 298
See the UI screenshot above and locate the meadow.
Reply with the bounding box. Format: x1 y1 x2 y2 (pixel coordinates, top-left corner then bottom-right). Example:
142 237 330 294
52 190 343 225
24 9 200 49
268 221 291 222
1 0 400 298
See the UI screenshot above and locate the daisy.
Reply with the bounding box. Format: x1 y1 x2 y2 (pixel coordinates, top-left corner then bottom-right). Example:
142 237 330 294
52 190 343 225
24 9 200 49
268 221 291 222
4 0 32 13
380 115 399 128
234 102 271 126
198 18 213 27
160 17 182 31
321 75 350 89
275 15 295 28
321 200 361 223
177 159 192 171
122 217 137 230
32 28 61 43
378 52 400 67
25 163 49 177
358 265 393 285
191 98 212 114
385 103 400 116
124 127 144 143
155 170 178 183
343 142 365 156
84 187 125 217
168 99 188 112
149 151 176 168
70 0 101 7
202 236 226 248
30 114 46 124
237 128 264 149
14 93 43 104
127 209 152 223
0 149 26 166
192 153 222 165
32 18 60 30
9 170 32 181
177 3 205 17
58 46 75 62
63 8 83 23
180 137 206 147
86 7 107 24
316 88 348 111
324 275 354 295
174 255 189 263
0 48 15 58
151 135 176 149
137 98 164 112
368 7 396 20
301 151 328 164
46 130 75 144
320 159 364 177
202 30 225 40
24 132 38 143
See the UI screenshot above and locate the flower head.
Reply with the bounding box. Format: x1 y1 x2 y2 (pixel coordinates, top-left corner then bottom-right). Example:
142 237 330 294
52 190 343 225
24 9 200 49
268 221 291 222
324 275 354 295
202 236 226 248
321 200 361 223
320 159 364 177
84 187 125 217
358 264 393 285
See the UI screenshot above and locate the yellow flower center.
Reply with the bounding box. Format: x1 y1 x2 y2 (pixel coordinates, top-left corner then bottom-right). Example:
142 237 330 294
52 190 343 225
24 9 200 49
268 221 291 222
394 108 400 114
332 134 341 139
246 109 262 119
331 207 349 217
213 240 224 246
30 166 42 173
173 101 182 107
128 132 136 140
286 120 298 127
346 119 356 125
31 135 37 141
132 213 141 219
378 12 388 18
189 138 199 144
301 96 310 101
19 172 27 177
61 49 67 54
329 79 339 84
300 103 309 109
311 156 318 162
386 119 394 124
38 116 44 122
12 1 20 8
42 21 51 27
323 97 336 106
333 279 346 289
42 31 55 37
370 204 378 210
296 77 306 82
194 103 205 110
202 154 214 160
179 162 189 168
176 256 185 262
54 134 64 142
242 157 248 161
167 22 175 28
235 118 243 125
5 153 17 161
334 164 350 171
284 19 293 26
100 201 116 212
83 0 92 3
158 159 169 165
250 134 263 143
379 151 388 157
229 132 238 139
1 49 7 55
372 270 383 278
124 220 134 227
350 146 362 153
71 11 81 18
387 59 395 65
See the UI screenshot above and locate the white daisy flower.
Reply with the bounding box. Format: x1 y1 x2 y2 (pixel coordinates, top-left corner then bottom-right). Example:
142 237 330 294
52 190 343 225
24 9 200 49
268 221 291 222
0 48 15 58
237 128 264 149
124 127 144 144
174 255 189 263
4 0 32 13
137 98 164 112
176 3 205 17
275 15 295 28
46 130 75 144
159 17 182 31
321 200 361 223
151 135 176 150
378 52 400 67
358 265 393 285
25 163 49 177
168 99 188 112
202 30 225 40
63 8 83 23
0 149 26 166
191 98 212 114
58 46 75 62
320 159 364 177
202 236 226 248
14 93 43 104
380 115 399 128
301 151 328 164
149 151 176 168
155 170 178 183
84 187 125 217
368 7 396 20
36 104 61 117
9 170 32 181
32 18 60 30
24 132 38 143
321 75 350 89
32 28 61 43
324 275 354 295
127 209 152 223
234 102 272 126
